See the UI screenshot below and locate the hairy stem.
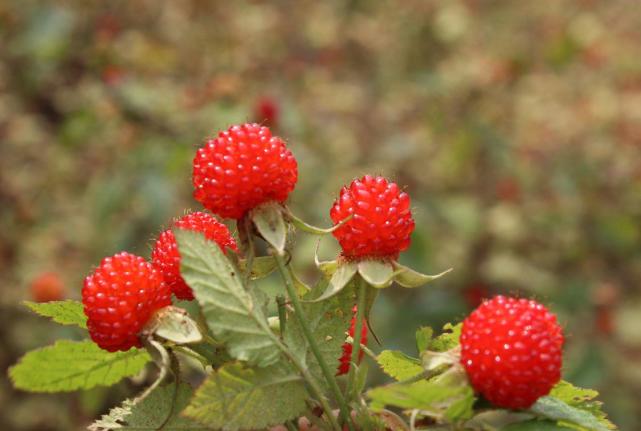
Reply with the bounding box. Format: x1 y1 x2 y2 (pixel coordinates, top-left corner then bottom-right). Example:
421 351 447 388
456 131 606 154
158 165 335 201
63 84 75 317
346 276 366 400
274 252 356 431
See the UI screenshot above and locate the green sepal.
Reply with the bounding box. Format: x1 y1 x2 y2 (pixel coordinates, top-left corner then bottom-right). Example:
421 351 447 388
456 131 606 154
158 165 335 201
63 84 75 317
308 261 357 302
358 260 395 288
392 262 453 288
237 255 279 280
251 202 287 253
286 210 353 235
142 306 202 344
314 240 339 278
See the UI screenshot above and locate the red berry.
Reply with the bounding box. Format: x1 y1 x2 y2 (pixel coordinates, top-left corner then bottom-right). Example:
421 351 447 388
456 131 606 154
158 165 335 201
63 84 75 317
152 211 238 300
460 296 564 409
330 175 414 260
82 252 172 352
192 123 298 219
337 306 368 376
30 272 66 303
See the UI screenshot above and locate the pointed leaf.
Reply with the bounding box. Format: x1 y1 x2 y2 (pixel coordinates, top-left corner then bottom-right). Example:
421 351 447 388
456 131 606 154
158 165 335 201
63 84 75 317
183 362 307 431
310 261 357 302
23 300 87 328
89 382 203 430
530 396 612 431
9 340 150 392
549 380 615 429
430 323 462 352
377 350 423 381
415 326 434 354
176 229 280 367
358 260 395 288
251 202 287 252
392 263 453 288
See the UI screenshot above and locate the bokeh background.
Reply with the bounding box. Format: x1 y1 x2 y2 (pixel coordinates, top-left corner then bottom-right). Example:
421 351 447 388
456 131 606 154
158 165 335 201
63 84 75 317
1 1 640 430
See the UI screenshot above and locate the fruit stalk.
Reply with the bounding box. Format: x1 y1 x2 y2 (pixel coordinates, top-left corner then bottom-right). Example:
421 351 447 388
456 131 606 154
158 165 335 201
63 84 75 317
274 252 356 431
346 276 366 400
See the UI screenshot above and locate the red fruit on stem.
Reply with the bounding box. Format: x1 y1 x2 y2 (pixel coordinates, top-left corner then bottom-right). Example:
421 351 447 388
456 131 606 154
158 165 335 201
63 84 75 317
337 306 368 376
82 252 172 352
152 211 238 300
460 296 564 409
192 123 298 219
30 272 66 303
330 175 415 260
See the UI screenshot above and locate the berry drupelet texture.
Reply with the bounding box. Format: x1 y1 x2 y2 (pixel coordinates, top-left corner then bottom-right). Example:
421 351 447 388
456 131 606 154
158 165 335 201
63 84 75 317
152 211 238 300
337 306 368 376
82 252 172 352
460 296 564 409
192 123 298 220
330 175 415 260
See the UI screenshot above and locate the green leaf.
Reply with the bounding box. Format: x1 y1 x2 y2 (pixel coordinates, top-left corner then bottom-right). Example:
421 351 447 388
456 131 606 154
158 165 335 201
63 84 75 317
415 326 433 354
183 362 307 431
530 396 612 431
430 323 462 352
368 367 475 421
23 300 87 328
392 263 452 288
9 340 150 393
548 380 615 429
251 202 287 252
89 383 205 430
311 261 357 302
377 350 423 381
285 284 354 382
176 229 281 367
358 260 395 288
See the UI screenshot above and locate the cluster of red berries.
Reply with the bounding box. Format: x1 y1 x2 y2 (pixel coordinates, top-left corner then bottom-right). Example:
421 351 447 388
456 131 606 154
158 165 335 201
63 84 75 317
80 121 564 410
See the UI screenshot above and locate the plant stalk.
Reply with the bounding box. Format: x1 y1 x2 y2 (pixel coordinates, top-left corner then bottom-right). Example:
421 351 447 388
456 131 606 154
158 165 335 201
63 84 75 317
274 252 356 431
346 275 366 400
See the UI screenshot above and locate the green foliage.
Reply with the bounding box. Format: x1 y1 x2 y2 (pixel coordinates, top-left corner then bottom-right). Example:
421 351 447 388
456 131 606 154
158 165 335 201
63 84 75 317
284 283 354 383
23 300 87 328
183 362 307 431
415 326 434 353
550 381 615 429
358 260 394 288
89 383 204 430
175 229 281 367
503 420 575 430
530 396 614 431
314 261 357 302
430 323 462 352
377 350 423 381
9 340 150 393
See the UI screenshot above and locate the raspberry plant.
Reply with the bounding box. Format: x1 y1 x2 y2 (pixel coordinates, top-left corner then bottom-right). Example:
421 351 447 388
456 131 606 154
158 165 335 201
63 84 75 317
9 123 617 430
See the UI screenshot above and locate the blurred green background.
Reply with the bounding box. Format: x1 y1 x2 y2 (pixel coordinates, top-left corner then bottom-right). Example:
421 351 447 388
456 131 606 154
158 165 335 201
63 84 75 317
1 1 640 429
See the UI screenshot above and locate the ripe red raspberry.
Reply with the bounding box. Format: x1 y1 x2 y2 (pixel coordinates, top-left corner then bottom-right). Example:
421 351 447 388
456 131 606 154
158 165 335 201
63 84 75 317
152 211 238 300
337 306 368 376
192 123 298 219
460 296 564 409
330 175 415 260
82 252 171 352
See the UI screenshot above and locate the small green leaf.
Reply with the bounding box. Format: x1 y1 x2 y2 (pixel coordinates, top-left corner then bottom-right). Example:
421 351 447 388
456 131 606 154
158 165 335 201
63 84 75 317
530 396 612 431
238 255 279 279
251 202 287 252
23 300 87 328
377 350 423 381
358 260 395 288
183 362 307 431
311 261 357 302
176 229 281 367
144 306 202 344
89 382 203 430
9 340 150 393
430 323 462 352
415 326 433 354
392 263 452 288
287 210 352 234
